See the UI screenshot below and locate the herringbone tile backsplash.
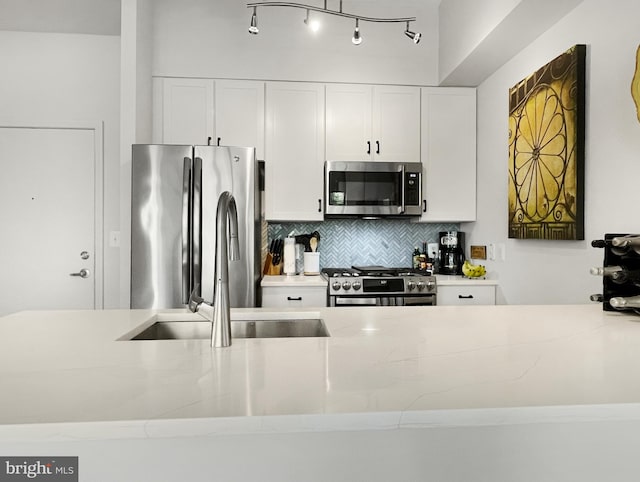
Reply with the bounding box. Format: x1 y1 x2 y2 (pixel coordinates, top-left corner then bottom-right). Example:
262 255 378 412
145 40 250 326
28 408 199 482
268 220 459 268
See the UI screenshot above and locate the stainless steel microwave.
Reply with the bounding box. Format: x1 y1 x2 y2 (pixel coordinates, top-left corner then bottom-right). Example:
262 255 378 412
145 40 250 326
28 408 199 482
324 161 423 218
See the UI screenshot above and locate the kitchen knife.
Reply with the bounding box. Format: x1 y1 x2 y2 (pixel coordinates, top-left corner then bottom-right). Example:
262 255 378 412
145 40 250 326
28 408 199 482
273 238 282 265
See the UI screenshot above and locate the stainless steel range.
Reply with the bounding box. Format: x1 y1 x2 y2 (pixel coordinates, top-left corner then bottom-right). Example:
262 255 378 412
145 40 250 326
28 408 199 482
321 266 437 307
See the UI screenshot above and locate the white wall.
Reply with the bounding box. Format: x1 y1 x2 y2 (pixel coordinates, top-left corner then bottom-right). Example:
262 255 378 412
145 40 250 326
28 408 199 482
151 0 439 86
120 0 154 307
439 0 521 81
438 0 584 86
463 0 640 304
0 30 122 308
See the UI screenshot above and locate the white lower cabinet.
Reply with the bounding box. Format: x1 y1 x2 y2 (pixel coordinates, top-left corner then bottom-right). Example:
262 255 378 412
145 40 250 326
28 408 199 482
437 285 496 306
262 286 327 308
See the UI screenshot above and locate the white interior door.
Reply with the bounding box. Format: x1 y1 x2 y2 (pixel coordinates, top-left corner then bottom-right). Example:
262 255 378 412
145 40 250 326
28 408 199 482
0 125 102 316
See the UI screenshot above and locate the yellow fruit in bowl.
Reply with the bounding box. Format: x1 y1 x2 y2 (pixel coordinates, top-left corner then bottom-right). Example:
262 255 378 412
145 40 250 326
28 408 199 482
462 260 486 278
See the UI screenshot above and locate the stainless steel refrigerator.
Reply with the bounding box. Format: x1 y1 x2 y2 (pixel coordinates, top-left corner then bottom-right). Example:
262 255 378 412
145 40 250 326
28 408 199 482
130 144 261 309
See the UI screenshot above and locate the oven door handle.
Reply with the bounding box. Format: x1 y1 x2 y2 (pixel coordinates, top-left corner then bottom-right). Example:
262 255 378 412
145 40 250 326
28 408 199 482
400 164 406 214
334 297 378 306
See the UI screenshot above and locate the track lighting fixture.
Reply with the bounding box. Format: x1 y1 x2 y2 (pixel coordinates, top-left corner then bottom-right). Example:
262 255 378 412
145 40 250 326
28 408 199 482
351 18 362 45
248 6 259 35
247 1 421 45
404 21 421 44
304 9 321 33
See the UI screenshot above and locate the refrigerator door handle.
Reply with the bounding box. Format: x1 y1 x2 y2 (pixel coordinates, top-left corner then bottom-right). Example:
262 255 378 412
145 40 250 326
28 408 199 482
181 157 192 304
192 155 203 301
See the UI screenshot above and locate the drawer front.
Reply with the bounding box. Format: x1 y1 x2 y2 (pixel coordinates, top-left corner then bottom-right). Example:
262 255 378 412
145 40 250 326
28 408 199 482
437 285 496 306
261 287 327 307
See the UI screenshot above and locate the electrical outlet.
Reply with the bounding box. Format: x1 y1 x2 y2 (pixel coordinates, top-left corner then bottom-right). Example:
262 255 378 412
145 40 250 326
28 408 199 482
488 244 496 261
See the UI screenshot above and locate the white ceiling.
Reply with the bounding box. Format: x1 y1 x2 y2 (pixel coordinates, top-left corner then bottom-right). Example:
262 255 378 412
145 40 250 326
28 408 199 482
0 0 121 36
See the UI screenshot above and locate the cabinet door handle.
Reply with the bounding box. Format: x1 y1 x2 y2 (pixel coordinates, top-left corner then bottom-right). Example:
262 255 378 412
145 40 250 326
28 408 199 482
422 200 427 212
217 137 221 146
366 141 371 155
207 136 212 145
458 295 474 299
287 296 302 301
376 140 380 155
318 199 322 212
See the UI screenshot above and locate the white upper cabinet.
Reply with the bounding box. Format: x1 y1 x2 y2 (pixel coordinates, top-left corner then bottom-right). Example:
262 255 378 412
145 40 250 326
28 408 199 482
214 80 265 159
153 78 477 223
265 82 325 221
325 84 372 161
418 87 477 222
372 86 421 161
153 78 265 156
326 84 421 162
159 77 214 145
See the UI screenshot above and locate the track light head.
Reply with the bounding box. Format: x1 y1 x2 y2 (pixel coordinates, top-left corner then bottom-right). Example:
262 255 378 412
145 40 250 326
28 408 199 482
404 21 421 44
352 18 362 45
249 7 259 35
304 9 320 32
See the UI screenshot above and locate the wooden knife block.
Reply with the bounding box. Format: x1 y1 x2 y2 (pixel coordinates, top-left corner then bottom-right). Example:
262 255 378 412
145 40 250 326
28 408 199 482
263 253 282 275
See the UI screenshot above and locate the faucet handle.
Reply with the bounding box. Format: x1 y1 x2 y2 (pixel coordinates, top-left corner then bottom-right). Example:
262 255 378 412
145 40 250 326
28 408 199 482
188 284 204 312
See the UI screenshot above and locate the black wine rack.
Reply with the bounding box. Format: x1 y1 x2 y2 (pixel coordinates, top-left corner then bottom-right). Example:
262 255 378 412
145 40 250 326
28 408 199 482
593 233 640 311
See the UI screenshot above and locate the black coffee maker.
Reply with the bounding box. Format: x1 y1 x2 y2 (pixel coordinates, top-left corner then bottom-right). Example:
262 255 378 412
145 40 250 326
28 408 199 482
438 231 465 275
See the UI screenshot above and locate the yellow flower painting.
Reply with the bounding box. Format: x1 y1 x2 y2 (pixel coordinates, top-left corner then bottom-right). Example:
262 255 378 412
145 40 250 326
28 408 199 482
632 45 640 123
508 45 586 240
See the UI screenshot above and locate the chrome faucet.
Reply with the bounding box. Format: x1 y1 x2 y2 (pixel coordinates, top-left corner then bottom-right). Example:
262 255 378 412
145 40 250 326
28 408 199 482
188 191 240 347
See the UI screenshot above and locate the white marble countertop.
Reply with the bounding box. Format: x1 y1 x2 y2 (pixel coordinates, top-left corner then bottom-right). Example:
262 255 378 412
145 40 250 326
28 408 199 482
2 304 640 441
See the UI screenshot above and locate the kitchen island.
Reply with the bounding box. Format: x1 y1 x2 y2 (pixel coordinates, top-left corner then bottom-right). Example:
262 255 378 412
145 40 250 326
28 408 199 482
2 304 640 481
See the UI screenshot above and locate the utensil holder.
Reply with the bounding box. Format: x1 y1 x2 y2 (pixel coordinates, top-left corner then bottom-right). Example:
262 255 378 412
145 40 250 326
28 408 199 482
304 252 320 275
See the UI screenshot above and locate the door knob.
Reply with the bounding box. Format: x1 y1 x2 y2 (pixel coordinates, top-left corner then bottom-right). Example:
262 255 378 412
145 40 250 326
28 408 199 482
69 269 90 278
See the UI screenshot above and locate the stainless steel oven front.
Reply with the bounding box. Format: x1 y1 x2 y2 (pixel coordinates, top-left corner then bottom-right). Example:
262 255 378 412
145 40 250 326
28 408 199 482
324 270 437 307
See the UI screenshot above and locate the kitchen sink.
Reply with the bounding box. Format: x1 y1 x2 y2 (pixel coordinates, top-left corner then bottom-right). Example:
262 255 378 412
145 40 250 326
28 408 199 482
126 318 330 340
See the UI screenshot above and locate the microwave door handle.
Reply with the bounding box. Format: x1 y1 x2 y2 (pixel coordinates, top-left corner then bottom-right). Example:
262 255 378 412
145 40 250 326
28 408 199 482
400 164 406 214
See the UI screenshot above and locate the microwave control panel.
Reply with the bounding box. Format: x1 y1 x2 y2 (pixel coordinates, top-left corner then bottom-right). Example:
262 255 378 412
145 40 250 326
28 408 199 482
405 171 420 205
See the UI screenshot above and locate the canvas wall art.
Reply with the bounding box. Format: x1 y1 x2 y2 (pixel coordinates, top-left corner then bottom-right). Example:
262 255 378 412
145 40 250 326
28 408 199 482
508 44 586 240
632 44 640 123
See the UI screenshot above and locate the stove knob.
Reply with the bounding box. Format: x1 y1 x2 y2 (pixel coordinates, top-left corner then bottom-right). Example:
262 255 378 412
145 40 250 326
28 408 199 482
352 280 361 291
417 281 426 291
332 281 342 291
407 280 416 291
342 281 352 291
426 280 435 291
